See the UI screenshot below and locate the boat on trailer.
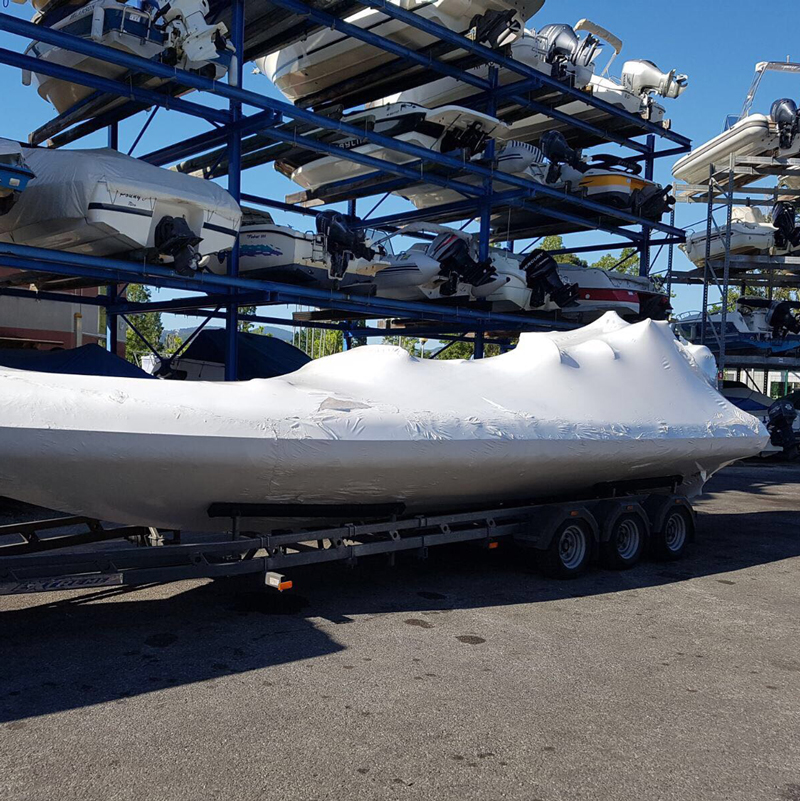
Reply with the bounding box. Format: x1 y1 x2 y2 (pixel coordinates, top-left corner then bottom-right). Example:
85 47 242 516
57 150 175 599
277 102 508 197
0 144 241 275
372 20 687 142
673 62 800 187
0 313 766 532
256 0 545 104
16 0 232 121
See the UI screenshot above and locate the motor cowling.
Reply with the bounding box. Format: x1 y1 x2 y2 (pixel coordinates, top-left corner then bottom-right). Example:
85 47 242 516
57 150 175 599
468 8 523 50
427 233 497 293
771 201 800 249
521 249 578 308
155 215 202 276
316 211 376 279
766 299 800 337
639 292 673 322
770 98 800 150
632 182 675 221
621 60 688 99
536 24 599 69
766 399 799 459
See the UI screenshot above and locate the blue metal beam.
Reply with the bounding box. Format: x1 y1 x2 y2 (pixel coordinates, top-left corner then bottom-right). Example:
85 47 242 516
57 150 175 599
0 14 682 234
0 242 574 329
0 47 229 126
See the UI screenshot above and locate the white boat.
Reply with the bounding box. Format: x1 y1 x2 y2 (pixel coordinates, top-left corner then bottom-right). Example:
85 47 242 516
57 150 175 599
673 62 800 187
257 0 545 104
0 313 767 531
681 203 800 265
369 22 599 109
18 0 231 119
0 144 241 274
202 209 441 291
0 140 35 216
280 102 508 197
372 20 687 141
401 134 675 222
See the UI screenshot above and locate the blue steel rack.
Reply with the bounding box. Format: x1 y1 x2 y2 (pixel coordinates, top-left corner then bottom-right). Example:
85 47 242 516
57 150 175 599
0 1 689 377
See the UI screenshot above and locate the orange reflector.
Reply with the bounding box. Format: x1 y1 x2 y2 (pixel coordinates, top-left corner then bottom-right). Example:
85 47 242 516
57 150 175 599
626 505 634 511
570 511 579 517
278 580 293 592
488 542 499 550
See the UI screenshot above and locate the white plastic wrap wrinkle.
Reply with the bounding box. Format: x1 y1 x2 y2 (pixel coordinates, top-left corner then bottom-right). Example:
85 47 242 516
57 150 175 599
0 314 768 531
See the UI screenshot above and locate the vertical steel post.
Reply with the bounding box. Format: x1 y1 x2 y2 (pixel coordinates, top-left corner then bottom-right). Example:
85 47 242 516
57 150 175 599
224 0 245 380
638 134 655 276
718 155 735 377
473 331 485 360
700 164 715 346
665 208 675 298
106 121 119 355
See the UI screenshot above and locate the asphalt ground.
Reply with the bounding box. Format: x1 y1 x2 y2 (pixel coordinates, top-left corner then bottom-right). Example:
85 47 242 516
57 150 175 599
1 462 799 801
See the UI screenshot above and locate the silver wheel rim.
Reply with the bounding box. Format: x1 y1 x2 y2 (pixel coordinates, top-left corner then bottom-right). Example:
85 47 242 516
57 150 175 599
616 519 641 561
664 512 687 552
559 525 587 570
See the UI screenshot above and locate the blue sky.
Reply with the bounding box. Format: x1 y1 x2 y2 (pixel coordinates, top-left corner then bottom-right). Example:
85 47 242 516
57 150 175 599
0 0 798 328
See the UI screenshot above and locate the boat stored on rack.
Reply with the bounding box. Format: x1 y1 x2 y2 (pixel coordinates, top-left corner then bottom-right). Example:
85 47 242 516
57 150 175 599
0 140 34 216
257 0 544 103
0 313 766 532
18 0 232 122
0 143 241 275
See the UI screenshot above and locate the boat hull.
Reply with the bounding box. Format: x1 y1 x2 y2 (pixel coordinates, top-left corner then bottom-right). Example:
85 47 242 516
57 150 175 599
0 314 767 532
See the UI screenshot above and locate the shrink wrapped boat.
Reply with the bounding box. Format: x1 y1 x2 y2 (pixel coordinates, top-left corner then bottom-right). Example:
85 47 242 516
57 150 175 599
0 140 35 215
0 313 767 532
0 144 241 274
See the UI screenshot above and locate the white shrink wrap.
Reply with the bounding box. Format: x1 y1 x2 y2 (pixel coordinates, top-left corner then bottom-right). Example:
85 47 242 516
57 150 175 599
0 313 767 531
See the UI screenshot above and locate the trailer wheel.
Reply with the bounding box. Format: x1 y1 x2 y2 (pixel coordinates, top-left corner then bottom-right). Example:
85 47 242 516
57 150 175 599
651 505 693 561
600 513 647 570
540 520 592 579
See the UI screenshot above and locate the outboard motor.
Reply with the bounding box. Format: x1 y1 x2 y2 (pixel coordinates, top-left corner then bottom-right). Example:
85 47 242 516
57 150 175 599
536 24 600 72
771 201 800 249
316 211 375 279
468 8 523 50
770 98 800 150
521 249 579 308
155 216 202 276
632 182 675 221
639 292 673 322
427 233 496 297
766 399 799 459
440 120 491 160
539 130 587 183
767 299 800 337
621 60 688 99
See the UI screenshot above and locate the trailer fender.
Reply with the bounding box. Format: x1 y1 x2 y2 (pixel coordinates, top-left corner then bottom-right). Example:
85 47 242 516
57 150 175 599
643 495 696 542
591 500 651 544
513 505 599 554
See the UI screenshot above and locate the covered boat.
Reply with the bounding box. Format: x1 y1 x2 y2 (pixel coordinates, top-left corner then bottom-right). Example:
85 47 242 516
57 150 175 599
18 0 231 120
257 0 545 103
0 144 241 274
0 313 767 532
278 102 508 196
0 140 35 216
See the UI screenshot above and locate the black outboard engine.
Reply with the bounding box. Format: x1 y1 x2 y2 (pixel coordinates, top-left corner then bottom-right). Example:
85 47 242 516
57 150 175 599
468 8 522 50
155 215 202 276
428 234 495 296
639 292 673 321
770 98 800 150
521 249 579 308
768 300 800 337
632 182 675 221
316 211 376 279
539 130 587 183
771 201 800 249
767 399 799 459
440 121 491 160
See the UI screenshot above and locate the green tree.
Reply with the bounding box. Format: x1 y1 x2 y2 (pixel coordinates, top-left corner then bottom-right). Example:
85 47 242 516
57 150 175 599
540 235 588 267
296 328 344 358
125 284 163 365
435 340 502 359
590 247 640 275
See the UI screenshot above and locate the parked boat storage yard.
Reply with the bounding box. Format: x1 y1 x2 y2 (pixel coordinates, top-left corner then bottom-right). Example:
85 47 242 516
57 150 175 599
0 1 799 799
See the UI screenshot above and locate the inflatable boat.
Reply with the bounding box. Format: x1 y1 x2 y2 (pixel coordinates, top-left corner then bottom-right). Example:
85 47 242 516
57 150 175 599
0 140 35 216
18 0 231 120
681 203 800 265
0 144 241 274
257 0 545 103
0 313 767 532
278 102 508 195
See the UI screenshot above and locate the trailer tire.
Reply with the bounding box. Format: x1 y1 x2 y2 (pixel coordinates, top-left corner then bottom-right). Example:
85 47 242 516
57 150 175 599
651 505 693 561
600 512 648 570
540 519 592 579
